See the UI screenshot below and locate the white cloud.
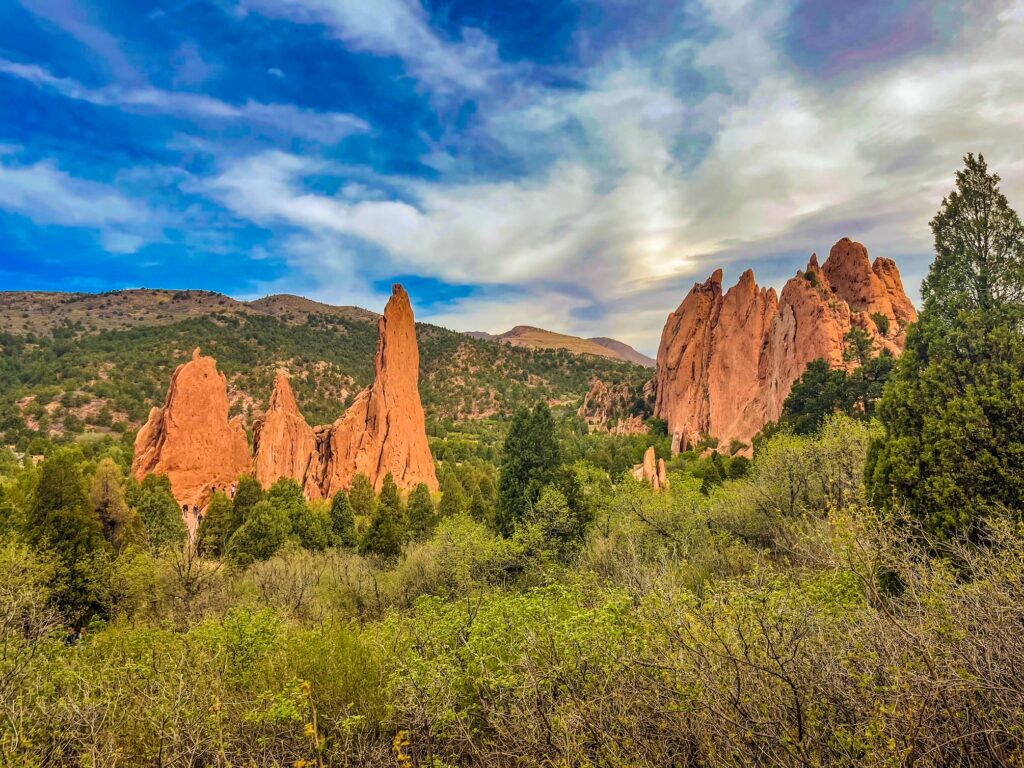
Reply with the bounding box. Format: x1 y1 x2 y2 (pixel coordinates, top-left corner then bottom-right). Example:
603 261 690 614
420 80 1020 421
203 1 1024 353
0 153 154 252
239 0 503 92
0 59 369 142
0 157 141 226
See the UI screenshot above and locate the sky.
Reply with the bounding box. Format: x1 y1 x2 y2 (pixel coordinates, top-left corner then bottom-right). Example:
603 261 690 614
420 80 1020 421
1 0 1023 355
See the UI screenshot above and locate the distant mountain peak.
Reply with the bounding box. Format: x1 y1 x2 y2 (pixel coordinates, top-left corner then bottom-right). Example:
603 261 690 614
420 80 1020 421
464 325 654 367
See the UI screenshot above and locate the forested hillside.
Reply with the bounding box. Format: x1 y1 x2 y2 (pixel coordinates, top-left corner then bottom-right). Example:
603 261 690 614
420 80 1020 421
0 299 649 452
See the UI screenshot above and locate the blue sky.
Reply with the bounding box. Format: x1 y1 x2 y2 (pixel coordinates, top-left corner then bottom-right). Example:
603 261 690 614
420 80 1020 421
1 0 1023 353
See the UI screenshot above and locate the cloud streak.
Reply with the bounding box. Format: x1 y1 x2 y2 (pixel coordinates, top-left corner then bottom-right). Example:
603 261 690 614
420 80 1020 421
0 59 370 142
238 0 504 92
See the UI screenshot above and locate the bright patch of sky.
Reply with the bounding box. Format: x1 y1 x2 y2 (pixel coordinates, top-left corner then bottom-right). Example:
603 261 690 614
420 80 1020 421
2 0 1023 354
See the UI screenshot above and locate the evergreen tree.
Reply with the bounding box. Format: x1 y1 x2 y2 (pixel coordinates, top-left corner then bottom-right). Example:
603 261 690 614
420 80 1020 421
868 155 1024 538
196 492 234 557
349 474 376 518
360 476 405 558
923 153 1024 320
266 477 330 551
25 448 106 621
136 484 187 552
497 402 561 536
231 476 264 532
328 489 357 548
227 499 290 566
781 360 851 435
407 482 436 540
437 465 466 518
378 473 405 519
528 485 589 563
89 457 143 551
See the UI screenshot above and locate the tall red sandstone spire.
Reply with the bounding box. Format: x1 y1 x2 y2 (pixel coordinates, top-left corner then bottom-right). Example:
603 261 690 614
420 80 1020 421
304 284 439 497
132 348 252 509
252 371 315 488
654 238 917 450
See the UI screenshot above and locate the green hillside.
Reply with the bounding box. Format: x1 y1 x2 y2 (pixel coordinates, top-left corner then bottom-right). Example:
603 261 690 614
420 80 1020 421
0 291 651 452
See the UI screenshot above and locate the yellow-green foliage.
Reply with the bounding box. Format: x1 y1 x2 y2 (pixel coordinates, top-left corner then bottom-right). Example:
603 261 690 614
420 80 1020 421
2 416 1023 765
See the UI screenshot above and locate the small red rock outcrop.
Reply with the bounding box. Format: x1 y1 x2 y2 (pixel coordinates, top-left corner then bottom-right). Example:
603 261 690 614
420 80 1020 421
632 446 669 491
252 372 315 488
132 348 252 509
655 238 917 451
304 284 439 498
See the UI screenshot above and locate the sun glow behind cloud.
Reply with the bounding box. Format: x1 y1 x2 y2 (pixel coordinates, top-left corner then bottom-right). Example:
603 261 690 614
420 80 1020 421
1 0 1023 353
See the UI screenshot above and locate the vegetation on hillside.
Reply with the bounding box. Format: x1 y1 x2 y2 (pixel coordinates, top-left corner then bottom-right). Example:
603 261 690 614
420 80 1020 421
0 312 648 452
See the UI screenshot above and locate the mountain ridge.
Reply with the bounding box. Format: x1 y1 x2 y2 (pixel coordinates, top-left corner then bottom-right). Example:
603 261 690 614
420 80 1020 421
464 325 654 367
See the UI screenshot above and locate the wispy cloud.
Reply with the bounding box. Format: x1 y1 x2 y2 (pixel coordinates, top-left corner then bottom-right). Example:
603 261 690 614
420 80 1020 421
0 59 370 142
0 151 155 252
238 0 504 92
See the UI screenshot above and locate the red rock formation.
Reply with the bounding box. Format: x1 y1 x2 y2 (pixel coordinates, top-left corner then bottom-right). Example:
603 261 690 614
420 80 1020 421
132 348 252 511
305 285 438 498
655 238 917 450
578 377 654 435
707 269 778 443
253 371 315 488
654 270 723 450
632 446 669 491
134 285 437 522
654 268 778 450
756 254 854 425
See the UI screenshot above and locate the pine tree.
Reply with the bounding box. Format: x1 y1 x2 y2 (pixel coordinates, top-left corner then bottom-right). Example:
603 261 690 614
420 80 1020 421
89 457 143 551
438 466 466 518
196 492 235 557
360 475 406 558
267 477 330 551
497 402 561 536
868 155 1024 538
407 482 436 540
130 474 188 553
349 474 376 519
329 489 357 548
26 448 106 621
231 475 264 532
227 499 290 566
923 153 1024 319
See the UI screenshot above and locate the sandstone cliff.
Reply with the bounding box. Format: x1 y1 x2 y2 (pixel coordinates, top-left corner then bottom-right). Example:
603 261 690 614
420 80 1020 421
252 371 315 488
655 238 917 450
132 348 252 509
304 284 438 498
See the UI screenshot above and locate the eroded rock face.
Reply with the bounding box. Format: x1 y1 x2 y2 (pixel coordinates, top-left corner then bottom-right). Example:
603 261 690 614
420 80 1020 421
304 284 439 498
655 238 916 450
578 377 654 435
132 348 252 509
253 372 315 488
